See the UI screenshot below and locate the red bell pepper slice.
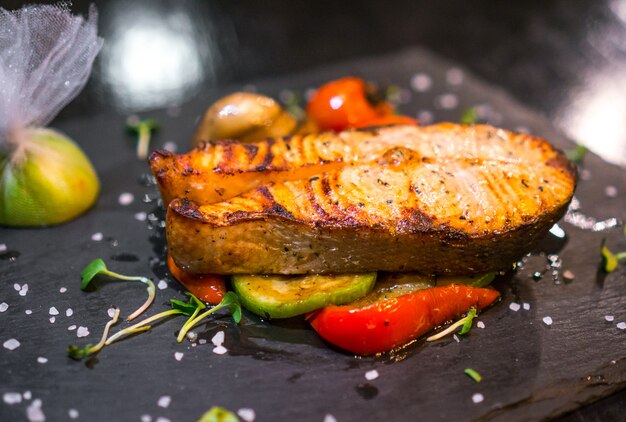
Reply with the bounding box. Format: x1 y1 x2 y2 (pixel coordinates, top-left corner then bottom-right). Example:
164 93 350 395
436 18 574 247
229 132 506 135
167 254 226 305
307 284 499 355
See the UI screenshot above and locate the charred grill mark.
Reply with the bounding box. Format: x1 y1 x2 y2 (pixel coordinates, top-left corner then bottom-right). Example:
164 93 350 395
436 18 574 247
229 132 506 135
252 138 276 172
243 143 259 161
174 198 205 221
306 178 329 220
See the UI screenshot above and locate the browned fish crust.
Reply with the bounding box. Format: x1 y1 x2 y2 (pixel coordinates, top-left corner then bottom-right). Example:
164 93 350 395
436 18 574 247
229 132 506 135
162 124 576 275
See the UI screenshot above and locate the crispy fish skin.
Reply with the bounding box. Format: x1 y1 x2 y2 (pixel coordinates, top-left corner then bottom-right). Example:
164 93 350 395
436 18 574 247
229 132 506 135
150 124 563 206
166 126 576 275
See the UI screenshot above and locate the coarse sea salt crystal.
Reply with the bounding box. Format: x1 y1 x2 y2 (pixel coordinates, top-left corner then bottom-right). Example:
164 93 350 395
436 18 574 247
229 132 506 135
66 308 73 317
134 211 147 221
0 302 8 312
107 308 116 318
118 192 134 205
68 409 79 419
605 185 618 198
477 321 485 329
323 414 338 422
509 302 521 312
3 338 20 350
49 317 56 324
0 243 6 252
237 408 256 422
19 284 28 296
522 303 530 311
25 309 32 315
453 334 460 343
91 232 103 241
49 306 59 315
156 417 171 422
3 392 22 404
157 280 168 290
211 331 225 347
140 415 152 422
59 287 67 293
617 322 626 330
472 393 484 404
68 325 77 331
174 352 184 361
543 316 553 326
365 370 379 381
605 315 615 322
23 391 31 400
14 283 21 291
157 395 171 408
26 399 45 422
198 339 207 345
76 326 89 337
410 73 432 92
213 345 228 355
37 357 48 364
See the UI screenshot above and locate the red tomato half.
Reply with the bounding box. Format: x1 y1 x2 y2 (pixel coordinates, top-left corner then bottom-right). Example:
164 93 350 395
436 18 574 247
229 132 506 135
306 77 380 131
307 285 499 355
167 254 226 305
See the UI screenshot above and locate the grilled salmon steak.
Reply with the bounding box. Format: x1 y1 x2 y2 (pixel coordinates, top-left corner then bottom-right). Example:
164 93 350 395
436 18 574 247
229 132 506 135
159 124 576 275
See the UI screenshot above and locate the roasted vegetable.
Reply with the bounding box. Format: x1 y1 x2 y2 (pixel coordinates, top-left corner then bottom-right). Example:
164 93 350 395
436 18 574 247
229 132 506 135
232 273 376 319
307 283 499 355
193 93 298 145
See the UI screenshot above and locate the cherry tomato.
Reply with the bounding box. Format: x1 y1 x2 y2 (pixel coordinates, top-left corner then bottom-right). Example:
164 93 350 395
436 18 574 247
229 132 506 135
167 254 226 305
306 77 380 131
307 284 499 355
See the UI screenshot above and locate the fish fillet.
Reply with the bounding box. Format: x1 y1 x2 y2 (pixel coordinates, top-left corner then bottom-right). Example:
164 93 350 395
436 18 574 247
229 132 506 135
162 124 576 275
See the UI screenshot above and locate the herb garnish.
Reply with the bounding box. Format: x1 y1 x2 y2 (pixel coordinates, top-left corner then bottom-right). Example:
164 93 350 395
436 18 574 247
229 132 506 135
127 116 159 160
464 367 482 383
177 292 242 343
426 307 477 341
601 239 626 273
461 107 478 124
68 308 120 359
197 406 240 422
565 144 588 164
81 259 155 321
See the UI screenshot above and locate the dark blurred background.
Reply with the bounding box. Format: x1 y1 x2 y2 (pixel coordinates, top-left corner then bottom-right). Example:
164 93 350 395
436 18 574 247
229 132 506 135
4 0 626 166
3 0 625 418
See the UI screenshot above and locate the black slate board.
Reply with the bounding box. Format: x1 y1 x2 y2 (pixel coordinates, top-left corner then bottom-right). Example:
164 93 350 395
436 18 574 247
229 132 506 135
1 48 625 422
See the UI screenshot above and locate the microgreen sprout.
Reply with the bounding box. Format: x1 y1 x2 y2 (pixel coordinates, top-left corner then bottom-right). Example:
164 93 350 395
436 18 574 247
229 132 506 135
127 116 158 160
464 367 482 383
67 307 120 359
105 294 203 346
197 406 240 422
426 307 477 342
461 107 478 124
467 273 496 288
81 258 155 321
177 292 242 343
601 239 626 273
565 144 588 164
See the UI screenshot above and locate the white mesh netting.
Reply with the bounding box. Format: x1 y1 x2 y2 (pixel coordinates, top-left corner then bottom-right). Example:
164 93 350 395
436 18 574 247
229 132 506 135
0 2 103 141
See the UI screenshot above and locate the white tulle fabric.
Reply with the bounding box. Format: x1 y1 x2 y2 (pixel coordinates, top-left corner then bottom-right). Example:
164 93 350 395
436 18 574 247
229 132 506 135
0 3 102 141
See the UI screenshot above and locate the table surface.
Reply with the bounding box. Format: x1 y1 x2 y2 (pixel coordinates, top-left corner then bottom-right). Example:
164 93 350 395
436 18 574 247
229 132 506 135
1 1 625 421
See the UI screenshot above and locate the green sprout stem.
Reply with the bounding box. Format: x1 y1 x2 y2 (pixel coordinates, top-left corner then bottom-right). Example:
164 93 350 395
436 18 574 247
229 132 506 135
103 271 155 321
68 308 120 359
426 307 477 342
127 117 158 160
177 304 225 343
105 309 183 346
464 368 482 383
177 292 241 343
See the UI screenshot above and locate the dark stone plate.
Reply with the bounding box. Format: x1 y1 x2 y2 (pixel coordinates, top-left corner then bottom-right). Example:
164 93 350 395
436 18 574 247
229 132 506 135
1 48 625 422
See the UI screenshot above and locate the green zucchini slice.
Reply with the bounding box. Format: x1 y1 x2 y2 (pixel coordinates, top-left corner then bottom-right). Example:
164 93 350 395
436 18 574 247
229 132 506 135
232 273 377 319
